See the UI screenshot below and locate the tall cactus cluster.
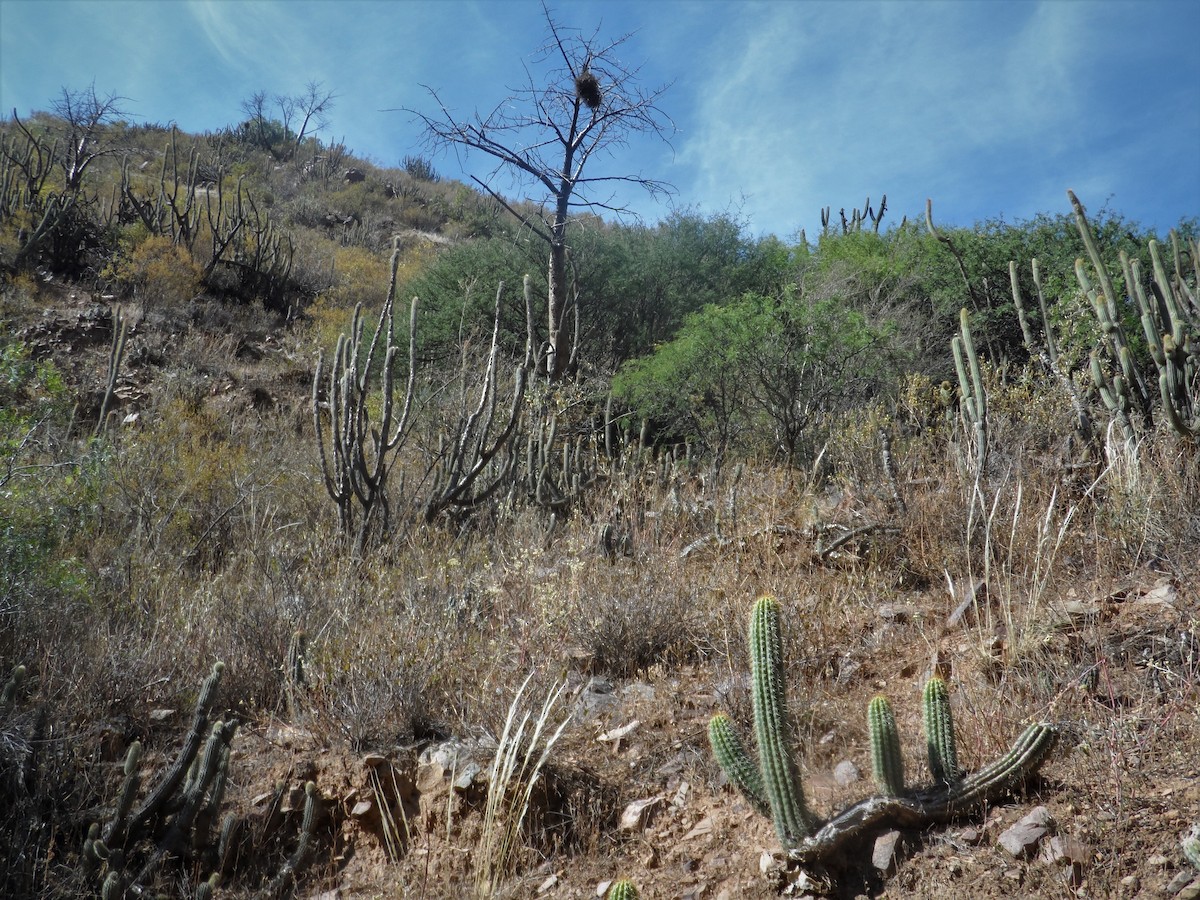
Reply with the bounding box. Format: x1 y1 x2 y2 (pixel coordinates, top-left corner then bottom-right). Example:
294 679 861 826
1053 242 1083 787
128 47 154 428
952 307 988 478
1068 190 1198 441
66 661 322 899
709 597 1060 862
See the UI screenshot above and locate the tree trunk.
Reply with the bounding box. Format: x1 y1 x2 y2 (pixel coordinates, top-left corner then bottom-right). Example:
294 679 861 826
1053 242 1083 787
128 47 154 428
546 180 572 380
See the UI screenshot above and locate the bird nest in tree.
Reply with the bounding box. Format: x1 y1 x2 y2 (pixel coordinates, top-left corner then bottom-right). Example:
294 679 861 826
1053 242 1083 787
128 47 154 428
575 70 602 109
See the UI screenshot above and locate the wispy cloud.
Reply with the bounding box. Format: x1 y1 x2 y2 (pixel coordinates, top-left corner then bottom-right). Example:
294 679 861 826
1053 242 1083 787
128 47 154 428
679 1 1112 235
1 0 1195 236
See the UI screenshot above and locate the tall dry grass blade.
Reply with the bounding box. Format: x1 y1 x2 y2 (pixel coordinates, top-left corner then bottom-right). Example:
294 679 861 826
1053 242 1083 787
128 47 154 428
474 675 572 898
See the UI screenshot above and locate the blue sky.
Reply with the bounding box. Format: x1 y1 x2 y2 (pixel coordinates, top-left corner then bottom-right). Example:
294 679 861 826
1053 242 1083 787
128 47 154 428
2 0 1197 241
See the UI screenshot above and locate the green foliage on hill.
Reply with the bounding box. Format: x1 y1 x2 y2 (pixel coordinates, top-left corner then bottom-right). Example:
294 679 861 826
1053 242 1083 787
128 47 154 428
613 287 898 464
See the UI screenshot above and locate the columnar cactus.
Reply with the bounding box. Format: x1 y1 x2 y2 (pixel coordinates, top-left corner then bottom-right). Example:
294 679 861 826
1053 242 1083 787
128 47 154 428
707 596 817 848
103 741 142 849
606 880 640 900
1 663 26 712
266 781 321 897
922 677 959 785
752 596 817 846
709 597 1062 866
128 662 225 838
868 696 904 797
1180 822 1200 871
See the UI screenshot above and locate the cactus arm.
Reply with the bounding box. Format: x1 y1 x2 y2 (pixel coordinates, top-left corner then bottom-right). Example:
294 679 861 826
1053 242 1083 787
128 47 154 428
920 721 1057 816
708 714 771 817
750 596 815 847
792 722 1059 864
102 741 143 847
922 677 960 784
868 696 904 798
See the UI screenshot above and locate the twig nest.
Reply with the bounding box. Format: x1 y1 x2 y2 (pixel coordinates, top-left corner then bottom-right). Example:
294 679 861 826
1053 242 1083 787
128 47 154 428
575 69 602 109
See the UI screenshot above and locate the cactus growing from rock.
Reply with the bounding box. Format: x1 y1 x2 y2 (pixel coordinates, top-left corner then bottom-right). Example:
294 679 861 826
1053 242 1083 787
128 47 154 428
709 597 1062 865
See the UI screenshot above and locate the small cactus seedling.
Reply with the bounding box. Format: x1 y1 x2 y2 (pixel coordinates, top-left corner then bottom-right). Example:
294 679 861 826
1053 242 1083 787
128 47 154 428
606 880 640 900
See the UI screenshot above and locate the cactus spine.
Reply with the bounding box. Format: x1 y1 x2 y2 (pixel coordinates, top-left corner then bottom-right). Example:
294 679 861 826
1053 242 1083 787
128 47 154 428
868 696 904 797
922 677 959 784
606 880 640 900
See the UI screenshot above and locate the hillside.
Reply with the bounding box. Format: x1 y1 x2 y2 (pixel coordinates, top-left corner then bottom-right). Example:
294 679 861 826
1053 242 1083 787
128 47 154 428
1 102 1199 900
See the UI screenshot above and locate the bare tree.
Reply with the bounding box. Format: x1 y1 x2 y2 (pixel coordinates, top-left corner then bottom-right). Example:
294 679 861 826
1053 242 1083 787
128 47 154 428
240 82 336 160
408 7 674 380
238 90 274 152
50 83 129 192
277 80 336 159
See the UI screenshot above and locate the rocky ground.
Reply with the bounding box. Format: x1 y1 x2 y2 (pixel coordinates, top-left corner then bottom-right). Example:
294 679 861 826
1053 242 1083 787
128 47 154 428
4 280 1199 899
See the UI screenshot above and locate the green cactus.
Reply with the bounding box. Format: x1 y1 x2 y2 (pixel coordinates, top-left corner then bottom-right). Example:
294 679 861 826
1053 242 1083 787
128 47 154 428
707 714 770 817
710 597 1062 863
922 677 959 785
1145 239 1198 437
266 781 321 897
926 720 1058 815
102 741 142 848
1069 189 1167 441
1009 260 1094 441
708 595 816 848
750 595 816 847
81 823 102 878
217 812 240 876
84 663 240 900
101 870 123 900
606 880 640 900
868 696 904 797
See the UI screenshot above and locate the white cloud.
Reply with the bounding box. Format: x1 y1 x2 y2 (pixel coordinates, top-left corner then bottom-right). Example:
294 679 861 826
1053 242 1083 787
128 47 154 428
674 0 1109 236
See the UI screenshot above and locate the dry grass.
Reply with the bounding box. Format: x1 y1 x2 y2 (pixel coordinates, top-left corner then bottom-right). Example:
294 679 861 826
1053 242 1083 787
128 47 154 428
1 283 1198 899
